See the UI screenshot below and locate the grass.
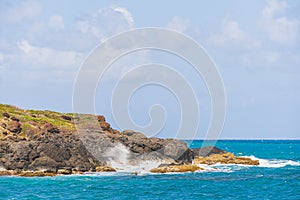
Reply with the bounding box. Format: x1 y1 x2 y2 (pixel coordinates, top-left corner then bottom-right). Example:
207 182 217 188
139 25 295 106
0 104 76 136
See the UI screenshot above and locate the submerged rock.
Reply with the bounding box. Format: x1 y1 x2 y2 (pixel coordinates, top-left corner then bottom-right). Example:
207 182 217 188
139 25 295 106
150 164 203 173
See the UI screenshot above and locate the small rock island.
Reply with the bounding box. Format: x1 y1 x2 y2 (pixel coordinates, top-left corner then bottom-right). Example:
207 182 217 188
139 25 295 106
0 104 258 176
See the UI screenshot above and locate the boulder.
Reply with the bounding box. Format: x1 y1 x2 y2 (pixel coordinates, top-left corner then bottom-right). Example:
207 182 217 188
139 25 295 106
29 156 58 172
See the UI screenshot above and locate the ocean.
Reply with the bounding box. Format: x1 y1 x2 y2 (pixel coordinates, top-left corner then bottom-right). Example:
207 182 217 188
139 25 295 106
1 140 299 199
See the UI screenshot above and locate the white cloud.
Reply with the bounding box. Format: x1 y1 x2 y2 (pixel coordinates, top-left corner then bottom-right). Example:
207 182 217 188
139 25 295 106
77 6 134 41
48 15 64 31
0 0 42 23
167 16 191 33
209 17 260 49
261 0 299 46
16 40 83 69
113 7 134 28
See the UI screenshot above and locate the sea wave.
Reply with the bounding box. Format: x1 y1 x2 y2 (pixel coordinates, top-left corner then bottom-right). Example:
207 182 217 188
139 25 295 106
243 155 300 168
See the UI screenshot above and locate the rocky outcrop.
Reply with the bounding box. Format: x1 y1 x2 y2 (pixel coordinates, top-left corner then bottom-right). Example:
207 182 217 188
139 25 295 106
193 152 259 165
96 166 116 172
0 104 260 176
150 164 202 173
0 132 105 174
104 130 192 163
192 146 225 157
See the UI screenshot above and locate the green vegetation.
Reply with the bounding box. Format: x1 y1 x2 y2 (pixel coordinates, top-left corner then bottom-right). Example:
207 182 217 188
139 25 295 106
0 104 76 137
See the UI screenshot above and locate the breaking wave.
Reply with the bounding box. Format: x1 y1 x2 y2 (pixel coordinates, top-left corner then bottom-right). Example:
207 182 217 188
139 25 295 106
244 155 300 168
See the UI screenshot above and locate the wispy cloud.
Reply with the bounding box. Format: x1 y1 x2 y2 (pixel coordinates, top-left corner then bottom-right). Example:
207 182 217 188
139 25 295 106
261 0 299 46
167 16 191 33
208 16 260 49
0 0 42 24
113 7 134 28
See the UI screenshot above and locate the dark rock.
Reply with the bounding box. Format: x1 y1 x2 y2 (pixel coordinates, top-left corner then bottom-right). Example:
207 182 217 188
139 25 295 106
99 122 110 131
104 130 193 162
1 123 6 128
2 112 10 118
61 115 72 121
97 115 106 122
37 143 70 163
29 156 58 172
6 121 22 133
11 116 20 122
192 146 225 157
47 127 60 134
43 123 60 134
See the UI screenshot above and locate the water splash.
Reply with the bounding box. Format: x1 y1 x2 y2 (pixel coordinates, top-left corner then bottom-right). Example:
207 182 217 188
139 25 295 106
104 143 161 174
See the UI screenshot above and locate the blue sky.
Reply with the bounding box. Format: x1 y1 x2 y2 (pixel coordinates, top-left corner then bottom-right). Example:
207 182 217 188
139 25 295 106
0 0 299 139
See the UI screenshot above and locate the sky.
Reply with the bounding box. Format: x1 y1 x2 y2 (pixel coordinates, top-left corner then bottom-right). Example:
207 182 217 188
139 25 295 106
0 0 299 139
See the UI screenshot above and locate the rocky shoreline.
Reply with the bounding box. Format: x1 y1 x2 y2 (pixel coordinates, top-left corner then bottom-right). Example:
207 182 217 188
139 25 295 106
0 104 259 176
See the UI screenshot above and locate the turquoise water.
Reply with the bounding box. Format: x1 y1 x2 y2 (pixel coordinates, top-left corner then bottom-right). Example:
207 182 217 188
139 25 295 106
1 140 300 200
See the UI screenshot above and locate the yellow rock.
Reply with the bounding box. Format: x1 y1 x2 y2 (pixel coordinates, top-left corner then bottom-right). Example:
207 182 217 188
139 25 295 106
96 166 117 172
57 168 72 175
19 171 56 177
194 153 259 165
0 170 16 176
150 164 203 173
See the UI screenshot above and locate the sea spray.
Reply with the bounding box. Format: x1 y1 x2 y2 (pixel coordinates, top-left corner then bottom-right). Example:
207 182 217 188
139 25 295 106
104 143 161 173
105 143 131 171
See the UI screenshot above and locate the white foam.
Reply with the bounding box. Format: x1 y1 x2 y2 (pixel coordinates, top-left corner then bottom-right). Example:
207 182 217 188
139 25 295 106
104 143 161 174
243 155 300 168
196 164 233 173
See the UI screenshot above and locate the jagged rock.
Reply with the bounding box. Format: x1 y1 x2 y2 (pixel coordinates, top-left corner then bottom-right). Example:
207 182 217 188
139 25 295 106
0 104 259 176
29 156 58 172
150 164 202 173
97 115 106 122
193 152 259 165
163 139 190 161
192 146 225 157
99 122 110 131
105 130 192 162
37 143 70 163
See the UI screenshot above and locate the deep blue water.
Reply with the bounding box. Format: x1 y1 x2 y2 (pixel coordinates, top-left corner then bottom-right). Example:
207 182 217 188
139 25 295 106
1 140 300 200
